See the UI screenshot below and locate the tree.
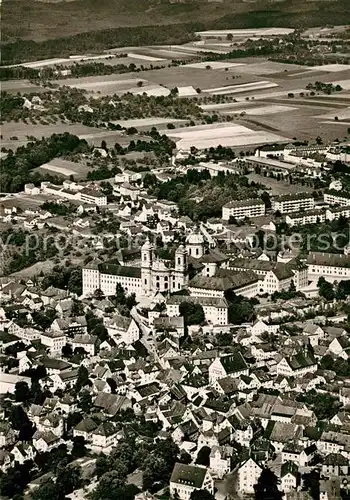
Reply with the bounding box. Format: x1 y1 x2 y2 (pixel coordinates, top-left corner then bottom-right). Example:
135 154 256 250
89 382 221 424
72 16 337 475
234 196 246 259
302 470 320 500
78 390 93 413
56 464 82 496
31 478 60 500
93 288 105 300
179 302 205 326
91 466 128 500
75 365 89 392
317 277 335 301
62 343 73 357
71 436 87 458
261 191 271 209
254 468 283 499
195 446 211 466
14 381 31 403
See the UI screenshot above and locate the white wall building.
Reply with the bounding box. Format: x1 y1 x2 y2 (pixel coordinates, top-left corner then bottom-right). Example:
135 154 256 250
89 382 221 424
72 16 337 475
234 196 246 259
324 191 350 207
222 199 265 221
170 463 214 500
237 458 262 495
166 295 229 325
307 252 350 282
271 193 314 214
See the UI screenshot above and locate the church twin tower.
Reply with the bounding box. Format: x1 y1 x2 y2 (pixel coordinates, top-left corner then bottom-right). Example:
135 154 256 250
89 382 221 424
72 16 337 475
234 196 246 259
141 232 204 295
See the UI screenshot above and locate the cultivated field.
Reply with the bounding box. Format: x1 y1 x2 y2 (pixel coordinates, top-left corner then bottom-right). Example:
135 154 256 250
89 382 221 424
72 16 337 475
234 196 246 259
36 158 89 177
203 81 279 95
162 122 288 150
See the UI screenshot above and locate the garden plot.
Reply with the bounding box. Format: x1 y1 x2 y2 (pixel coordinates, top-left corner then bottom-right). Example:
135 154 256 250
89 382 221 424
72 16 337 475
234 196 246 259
184 61 246 70
1 80 47 94
54 75 170 96
38 158 87 177
168 45 227 55
1 121 104 151
56 75 148 93
203 81 278 95
8 57 72 68
163 123 287 151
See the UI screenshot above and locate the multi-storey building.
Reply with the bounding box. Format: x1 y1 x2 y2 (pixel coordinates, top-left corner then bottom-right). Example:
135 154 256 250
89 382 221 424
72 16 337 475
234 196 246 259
285 209 326 227
271 193 314 214
326 206 350 221
324 190 350 207
222 199 265 221
227 258 308 293
237 458 262 495
166 295 229 325
79 187 107 206
307 252 350 282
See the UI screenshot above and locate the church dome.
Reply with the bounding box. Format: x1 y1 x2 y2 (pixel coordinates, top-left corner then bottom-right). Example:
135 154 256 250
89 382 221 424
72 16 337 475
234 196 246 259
186 232 204 245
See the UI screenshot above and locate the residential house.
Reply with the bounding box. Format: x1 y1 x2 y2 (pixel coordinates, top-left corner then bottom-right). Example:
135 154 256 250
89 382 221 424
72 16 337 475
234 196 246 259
170 463 214 500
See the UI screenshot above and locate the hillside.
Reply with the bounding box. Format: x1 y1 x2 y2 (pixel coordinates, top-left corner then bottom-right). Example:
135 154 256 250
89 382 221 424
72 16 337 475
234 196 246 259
2 0 350 44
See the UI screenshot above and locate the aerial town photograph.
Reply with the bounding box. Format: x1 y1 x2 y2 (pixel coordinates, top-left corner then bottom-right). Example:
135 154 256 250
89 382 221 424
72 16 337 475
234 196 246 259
0 0 350 499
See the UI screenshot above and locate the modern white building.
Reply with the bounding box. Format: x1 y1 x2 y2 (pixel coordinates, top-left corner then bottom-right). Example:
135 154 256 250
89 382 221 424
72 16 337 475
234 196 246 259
227 258 308 293
79 187 107 206
326 206 350 221
285 209 326 227
324 190 350 207
271 193 314 214
222 199 265 221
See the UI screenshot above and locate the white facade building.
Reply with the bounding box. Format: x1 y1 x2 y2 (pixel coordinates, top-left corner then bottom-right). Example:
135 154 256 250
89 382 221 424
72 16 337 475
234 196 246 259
271 193 314 214
237 458 262 495
170 463 214 500
222 199 265 221
324 191 350 207
166 295 229 325
307 252 350 282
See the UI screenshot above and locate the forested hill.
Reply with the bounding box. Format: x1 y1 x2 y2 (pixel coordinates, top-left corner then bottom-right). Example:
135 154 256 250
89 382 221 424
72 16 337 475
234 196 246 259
2 0 350 65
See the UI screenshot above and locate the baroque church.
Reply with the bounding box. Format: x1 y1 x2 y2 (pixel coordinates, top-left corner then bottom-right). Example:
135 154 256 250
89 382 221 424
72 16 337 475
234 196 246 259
82 231 210 298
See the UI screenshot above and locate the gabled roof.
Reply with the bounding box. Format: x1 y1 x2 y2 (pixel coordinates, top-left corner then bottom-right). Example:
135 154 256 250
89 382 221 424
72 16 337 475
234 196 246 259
281 461 298 478
170 463 207 488
219 352 248 375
